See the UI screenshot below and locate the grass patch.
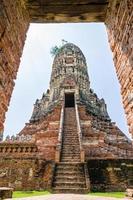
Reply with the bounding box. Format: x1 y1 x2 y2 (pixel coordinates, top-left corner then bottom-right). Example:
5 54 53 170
13 191 51 198
13 191 125 198
88 192 125 198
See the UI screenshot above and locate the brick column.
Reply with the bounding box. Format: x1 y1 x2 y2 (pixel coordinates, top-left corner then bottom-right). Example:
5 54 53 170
0 0 29 137
106 0 133 136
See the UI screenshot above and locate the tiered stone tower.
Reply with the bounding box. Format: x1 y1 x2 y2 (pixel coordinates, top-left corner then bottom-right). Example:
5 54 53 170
18 43 133 192
0 43 132 192
30 43 109 123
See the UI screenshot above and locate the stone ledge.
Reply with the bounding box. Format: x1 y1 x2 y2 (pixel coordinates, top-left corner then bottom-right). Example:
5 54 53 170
126 188 133 198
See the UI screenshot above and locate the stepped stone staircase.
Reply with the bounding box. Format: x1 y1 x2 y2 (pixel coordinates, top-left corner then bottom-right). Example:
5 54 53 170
53 107 90 193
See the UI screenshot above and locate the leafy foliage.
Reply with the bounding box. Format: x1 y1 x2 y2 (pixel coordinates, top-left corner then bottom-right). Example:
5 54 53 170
50 45 61 56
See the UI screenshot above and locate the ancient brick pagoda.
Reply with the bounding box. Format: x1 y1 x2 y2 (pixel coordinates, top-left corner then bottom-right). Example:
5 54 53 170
0 43 133 192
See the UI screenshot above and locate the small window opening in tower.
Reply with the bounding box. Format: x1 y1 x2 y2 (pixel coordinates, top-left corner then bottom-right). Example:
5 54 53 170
65 93 75 108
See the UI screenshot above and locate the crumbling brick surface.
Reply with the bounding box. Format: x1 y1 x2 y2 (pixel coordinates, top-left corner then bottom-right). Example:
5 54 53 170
88 159 133 192
0 0 29 136
106 0 133 136
78 105 133 160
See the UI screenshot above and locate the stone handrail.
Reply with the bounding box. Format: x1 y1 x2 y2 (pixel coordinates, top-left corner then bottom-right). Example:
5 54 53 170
55 104 64 162
75 103 85 162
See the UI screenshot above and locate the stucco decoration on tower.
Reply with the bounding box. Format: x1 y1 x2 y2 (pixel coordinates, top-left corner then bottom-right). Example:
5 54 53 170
30 43 109 122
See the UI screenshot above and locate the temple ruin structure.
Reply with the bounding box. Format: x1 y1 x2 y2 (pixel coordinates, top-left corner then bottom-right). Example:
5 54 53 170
0 43 132 193
0 0 133 140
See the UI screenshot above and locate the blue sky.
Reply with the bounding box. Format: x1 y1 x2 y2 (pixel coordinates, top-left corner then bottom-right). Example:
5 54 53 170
4 23 131 139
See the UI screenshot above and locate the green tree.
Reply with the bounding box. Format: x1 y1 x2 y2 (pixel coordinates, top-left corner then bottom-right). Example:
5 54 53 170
50 46 60 56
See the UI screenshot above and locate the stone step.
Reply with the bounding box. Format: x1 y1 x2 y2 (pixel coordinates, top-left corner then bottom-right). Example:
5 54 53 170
55 168 85 173
57 162 83 165
55 169 84 174
61 151 80 155
61 159 81 163
53 181 86 188
55 169 84 175
61 154 80 157
54 173 85 178
63 133 78 135
63 137 78 138
56 164 83 169
61 147 80 150
61 151 80 154
64 134 78 135
64 122 76 123
63 126 77 128
62 145 80 148
62 145 79 148
63 138 79 140
62 144 79 146
61 157 80 159
63 134 78 135
54 176 85 182
55 166 84 171
61 154 80 156
62 143 79 145
63 125 77 126
63 138 79 141
62 141 79 144
63 134 78 136
63 134 77 136
61 159 81 162
55 172 85 178
53 187 88 194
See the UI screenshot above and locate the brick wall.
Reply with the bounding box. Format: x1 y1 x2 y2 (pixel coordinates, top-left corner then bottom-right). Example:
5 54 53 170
19 106 61 160
0 157 55 190
106 0 133 136
78 105 133 159
88 159 133 191
0 0 29 136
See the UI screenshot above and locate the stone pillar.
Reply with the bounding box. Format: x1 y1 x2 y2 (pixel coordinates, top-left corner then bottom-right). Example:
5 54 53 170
0 0 29 136
106 0 133 136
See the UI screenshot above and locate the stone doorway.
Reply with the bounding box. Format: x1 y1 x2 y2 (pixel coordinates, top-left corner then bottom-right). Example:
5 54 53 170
65 93 75 108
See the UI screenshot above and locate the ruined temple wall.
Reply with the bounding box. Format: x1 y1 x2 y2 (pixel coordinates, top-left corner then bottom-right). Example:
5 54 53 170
78 105 133 159
0 157 55 191
0 157 39 190
106 0 133 135
0 0 29 135
19 106 61 160
88 159 133 191
0 143 55 190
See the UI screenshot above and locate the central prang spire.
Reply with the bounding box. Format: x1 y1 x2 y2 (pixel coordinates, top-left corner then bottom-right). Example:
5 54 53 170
49 43 90 103
30 43 109 122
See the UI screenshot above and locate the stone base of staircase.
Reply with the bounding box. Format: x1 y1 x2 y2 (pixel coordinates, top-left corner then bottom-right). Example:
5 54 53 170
53 187 88 194
52 162 90 193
